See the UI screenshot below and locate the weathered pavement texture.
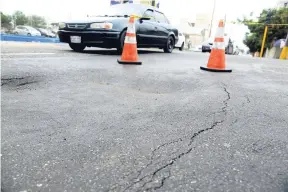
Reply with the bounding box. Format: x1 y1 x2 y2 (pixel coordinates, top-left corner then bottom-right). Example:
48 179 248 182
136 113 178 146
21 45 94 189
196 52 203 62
2 42 288 192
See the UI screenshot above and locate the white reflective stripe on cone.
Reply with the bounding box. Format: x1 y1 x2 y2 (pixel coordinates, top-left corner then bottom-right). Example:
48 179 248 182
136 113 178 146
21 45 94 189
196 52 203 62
213 42 225 50
127 23 136 34
125 36 137 44
214 27 224 38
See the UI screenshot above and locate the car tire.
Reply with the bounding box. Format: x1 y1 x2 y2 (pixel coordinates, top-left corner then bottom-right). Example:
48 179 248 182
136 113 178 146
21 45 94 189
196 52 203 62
164 36 174 53
69 43 86 52
202 49 205 53
117 29 126 55
15 32 18 35
27 33 31 36
179 42 184 51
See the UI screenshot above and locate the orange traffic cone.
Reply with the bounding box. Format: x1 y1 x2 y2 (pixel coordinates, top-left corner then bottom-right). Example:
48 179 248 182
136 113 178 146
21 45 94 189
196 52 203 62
117 16 142 65
200 20 232 72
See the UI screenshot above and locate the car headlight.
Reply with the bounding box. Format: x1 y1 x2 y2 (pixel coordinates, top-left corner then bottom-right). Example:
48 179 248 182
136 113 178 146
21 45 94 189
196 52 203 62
90 22 113 29
59 22 66 29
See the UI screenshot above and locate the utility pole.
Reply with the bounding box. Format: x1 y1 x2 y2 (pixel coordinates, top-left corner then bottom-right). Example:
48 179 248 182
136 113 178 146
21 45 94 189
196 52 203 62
259 25 268 57
260 10 272 57
280 31 288 59
209 0 216 38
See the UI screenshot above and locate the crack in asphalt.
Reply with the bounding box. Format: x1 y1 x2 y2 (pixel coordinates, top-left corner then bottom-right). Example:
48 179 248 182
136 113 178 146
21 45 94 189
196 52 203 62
241 95 251 107
1 77 26 86
1 77 25 81
245 95 251 104
1 77 37 87
121 137 183 191
17 81 38 87
111 85 231 192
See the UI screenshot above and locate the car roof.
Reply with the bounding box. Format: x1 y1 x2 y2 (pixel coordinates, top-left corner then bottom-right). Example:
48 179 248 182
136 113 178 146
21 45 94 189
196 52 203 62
111 3 162 14
22 26 33 29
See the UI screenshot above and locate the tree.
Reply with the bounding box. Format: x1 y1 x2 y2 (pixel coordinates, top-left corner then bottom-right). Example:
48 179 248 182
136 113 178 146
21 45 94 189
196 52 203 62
27 15 47 28
12 11 28 26
1 12 12 29
238 7 288 52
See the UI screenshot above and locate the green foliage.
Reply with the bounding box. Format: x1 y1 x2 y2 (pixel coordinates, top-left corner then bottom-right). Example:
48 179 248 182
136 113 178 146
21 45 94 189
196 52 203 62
12 11 28 25
27 15 47 28
243 33 262 53
2 10 47 31
1 12 12 29
239 7 288 52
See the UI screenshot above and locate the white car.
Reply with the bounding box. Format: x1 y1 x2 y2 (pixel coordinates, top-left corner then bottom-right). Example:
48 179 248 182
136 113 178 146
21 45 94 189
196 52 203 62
14 26 41 36
175 32 185 51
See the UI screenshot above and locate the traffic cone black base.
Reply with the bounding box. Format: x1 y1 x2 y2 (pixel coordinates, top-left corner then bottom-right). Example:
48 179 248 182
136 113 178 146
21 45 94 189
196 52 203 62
200 66 232 73
117 59 142 65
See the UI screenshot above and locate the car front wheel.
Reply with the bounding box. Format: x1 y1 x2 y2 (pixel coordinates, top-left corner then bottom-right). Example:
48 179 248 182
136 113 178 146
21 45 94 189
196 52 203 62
69 43 86 52
117 30 126 55
179 42 184 51
164 36 174 53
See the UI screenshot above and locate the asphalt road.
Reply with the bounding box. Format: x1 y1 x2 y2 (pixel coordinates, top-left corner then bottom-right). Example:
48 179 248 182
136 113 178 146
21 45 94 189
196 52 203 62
2 42 288 192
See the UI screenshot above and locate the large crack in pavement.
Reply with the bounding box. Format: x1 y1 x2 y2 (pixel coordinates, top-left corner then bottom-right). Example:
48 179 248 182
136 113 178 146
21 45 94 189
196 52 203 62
110 84 231 192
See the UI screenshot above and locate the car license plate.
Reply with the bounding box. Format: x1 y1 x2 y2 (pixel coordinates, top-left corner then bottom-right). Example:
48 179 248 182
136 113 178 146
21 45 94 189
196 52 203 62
70 36 81 43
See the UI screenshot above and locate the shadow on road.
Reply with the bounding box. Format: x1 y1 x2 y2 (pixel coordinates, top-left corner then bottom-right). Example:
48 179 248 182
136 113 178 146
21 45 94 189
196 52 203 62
64 49 164 55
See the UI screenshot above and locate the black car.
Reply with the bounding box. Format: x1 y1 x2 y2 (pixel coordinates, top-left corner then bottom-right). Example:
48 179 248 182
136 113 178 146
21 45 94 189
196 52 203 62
58 4 179 53
202 39 234 54
202 42 213 53
36 28 56 38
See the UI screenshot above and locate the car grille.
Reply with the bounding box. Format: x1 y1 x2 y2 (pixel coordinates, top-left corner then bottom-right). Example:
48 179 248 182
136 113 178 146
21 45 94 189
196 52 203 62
67 24 87 29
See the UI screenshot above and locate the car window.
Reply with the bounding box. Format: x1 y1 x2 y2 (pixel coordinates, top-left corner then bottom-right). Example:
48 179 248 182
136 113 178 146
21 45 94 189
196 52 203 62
26 27 38 32
154 11 169 24
143 9 155 21
39 28 47 33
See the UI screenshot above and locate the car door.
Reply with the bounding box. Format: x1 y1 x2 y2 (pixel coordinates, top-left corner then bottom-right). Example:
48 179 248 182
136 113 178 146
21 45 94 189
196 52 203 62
16 26 24 35
153 11 170 45
23 27 30 35
137 9 158 46
20 26 28 35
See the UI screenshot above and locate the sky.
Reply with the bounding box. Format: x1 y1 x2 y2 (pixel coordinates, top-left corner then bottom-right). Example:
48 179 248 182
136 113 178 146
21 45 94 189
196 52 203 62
1 0 280 47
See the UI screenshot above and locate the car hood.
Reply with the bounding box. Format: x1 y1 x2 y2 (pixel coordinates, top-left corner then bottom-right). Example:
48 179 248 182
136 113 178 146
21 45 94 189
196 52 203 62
65 16 128 24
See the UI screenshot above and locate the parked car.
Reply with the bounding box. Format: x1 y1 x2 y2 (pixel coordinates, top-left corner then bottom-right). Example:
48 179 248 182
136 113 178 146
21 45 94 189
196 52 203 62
174 31 185 51
14 26 41 36
202 42 213 53
58 4 179 53
192 45 202 52
202 37 235 54
36 28 56 38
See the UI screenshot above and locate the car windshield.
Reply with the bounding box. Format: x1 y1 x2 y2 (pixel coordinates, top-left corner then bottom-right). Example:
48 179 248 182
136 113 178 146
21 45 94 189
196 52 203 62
26 27 39 32
39 28 48 33
95 4 144 17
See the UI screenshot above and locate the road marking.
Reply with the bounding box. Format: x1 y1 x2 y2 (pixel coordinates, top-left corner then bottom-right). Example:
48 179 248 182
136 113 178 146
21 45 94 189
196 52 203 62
2 53 56 56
